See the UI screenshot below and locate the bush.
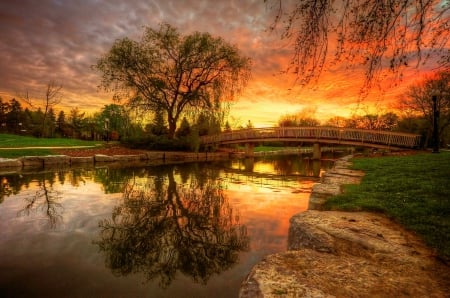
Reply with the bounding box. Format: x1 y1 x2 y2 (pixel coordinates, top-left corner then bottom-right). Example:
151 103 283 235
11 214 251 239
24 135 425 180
122 135 193 151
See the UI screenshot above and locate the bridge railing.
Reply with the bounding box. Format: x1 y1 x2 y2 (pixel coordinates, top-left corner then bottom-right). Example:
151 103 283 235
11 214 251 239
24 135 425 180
201 127 422 149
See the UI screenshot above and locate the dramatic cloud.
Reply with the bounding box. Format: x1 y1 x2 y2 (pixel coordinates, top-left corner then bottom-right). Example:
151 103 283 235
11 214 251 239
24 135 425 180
0 0 443 126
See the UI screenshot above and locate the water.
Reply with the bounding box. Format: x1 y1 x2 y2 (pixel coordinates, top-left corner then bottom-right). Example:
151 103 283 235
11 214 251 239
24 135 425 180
0 154 337 297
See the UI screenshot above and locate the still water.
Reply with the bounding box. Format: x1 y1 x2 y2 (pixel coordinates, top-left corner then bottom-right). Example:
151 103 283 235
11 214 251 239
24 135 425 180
0 154 336 297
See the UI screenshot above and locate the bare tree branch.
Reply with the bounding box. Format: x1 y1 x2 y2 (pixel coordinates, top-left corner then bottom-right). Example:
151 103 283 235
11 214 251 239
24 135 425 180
266 0 450 92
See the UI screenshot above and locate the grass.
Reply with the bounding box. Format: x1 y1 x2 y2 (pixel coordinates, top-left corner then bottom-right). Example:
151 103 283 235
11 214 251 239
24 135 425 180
0 133 101 148
0 133 103 158
324 152 450 260
0 149 56 158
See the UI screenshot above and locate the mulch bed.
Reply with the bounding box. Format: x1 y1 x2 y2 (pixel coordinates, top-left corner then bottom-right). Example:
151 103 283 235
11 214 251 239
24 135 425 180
54 146 148 157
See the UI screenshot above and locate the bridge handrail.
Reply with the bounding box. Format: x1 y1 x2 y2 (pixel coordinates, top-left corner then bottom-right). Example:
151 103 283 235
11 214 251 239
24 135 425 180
200 127 422 148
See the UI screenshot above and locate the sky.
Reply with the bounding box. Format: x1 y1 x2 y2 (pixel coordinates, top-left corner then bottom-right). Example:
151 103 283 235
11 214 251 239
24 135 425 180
0 0 445 127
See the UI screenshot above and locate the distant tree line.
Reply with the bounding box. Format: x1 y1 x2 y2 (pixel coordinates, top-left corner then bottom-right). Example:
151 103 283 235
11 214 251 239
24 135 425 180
278 71 450 148
0 95 225 150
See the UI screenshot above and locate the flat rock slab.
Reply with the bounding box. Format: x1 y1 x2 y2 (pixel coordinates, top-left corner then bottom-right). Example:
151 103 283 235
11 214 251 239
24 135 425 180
0 158 22 168
240 210 450 298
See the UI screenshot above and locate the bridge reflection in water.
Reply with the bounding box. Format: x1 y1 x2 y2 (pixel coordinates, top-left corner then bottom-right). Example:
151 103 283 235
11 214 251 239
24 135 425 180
201 127 422 158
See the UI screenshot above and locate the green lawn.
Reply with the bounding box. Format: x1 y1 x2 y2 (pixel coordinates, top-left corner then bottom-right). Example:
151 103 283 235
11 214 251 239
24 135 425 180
0 133 103 158
0 133 101 148
324 152 450 261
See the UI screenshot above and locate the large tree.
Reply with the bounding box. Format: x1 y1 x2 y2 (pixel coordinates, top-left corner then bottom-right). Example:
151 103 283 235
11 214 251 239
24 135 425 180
95 23 251 138
400 71 450 146
266 0 449 91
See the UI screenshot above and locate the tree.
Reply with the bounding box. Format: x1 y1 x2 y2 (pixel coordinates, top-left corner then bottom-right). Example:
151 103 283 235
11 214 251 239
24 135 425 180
95 23 251 139
56 110 67 137
176 117 191 138
324 116 348 128
95 104 130 140
22 81 63 137
6 98 23 133
68 107 85 138
96 166 249 287
44 108 56 137
399 71 450 146
266 0 449 91
278 107 320 127
146 107 168 136
0 97 10 131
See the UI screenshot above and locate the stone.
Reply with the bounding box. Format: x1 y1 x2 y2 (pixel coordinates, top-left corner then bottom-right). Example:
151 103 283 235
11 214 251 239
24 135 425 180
240 155 449 297
70 156 94 164
240 211 450 298
42 155 71 166
21 156 44 168
94 154 117 162
145 152 166 160
0 158 22 168
113 154 142 162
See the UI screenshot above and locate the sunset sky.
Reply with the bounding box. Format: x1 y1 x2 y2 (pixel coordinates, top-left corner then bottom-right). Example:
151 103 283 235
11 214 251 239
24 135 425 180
0 0 444 127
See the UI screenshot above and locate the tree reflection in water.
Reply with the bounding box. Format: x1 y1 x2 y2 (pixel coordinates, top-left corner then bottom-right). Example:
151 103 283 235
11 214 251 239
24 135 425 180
16 173 63 229
96 166 249 288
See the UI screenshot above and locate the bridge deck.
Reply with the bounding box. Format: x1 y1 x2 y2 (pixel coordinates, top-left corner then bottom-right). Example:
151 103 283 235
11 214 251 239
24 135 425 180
201 127 421 149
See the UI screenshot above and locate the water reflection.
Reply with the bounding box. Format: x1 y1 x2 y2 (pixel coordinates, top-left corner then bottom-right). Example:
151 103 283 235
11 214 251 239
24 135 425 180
0 154 339 296
1 169 96 228
17 173 63 228
95 166 249 288
228 155 323 177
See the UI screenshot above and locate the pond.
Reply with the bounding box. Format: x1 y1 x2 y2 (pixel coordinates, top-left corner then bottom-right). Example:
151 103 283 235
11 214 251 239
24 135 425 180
0 154 338 297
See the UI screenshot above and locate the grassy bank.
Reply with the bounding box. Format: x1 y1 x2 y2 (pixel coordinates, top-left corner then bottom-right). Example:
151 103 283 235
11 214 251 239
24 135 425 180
0 133 102 158
324 152 450 261
0 133 100 148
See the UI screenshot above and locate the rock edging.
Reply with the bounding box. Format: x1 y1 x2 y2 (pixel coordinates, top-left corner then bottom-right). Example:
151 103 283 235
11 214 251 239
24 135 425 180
308 155 364 210
0 151 231 173
239 155 449 297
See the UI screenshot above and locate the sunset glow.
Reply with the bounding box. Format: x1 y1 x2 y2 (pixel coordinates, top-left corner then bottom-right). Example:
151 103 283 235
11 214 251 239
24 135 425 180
0 1 446 127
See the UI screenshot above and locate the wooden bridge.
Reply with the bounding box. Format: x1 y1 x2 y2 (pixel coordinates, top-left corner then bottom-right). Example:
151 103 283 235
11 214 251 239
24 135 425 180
201 127 421 157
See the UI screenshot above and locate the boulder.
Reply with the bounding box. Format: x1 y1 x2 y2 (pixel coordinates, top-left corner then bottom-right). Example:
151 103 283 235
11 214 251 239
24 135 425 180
240 211 449 298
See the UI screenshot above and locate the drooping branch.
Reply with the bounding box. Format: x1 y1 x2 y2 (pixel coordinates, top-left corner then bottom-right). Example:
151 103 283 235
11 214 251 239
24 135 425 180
266 0 450 91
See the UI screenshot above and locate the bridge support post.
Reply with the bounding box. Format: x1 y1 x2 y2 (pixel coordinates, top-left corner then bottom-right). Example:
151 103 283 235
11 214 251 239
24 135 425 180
312 143 321 160
245 143 255 157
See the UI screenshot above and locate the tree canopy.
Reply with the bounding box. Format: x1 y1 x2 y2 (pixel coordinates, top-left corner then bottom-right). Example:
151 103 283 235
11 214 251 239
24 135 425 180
266 0 450 91
95 23 251 138
400 70 450 145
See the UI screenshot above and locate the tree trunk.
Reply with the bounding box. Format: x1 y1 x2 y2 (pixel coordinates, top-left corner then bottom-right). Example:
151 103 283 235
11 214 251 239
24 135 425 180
168 117 177 139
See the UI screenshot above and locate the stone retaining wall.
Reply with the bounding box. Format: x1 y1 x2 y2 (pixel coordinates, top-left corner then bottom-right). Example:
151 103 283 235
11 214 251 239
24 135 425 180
0 151 231 173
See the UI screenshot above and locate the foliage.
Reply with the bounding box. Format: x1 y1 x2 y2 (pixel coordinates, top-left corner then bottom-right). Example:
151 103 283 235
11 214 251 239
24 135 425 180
21 81 63 137
399 71 450 147
266 0 450 91
324 152 450 260
95 166 249 287
0 95 142 142
123 135 191 151
95 23 251 138
278 107 320 127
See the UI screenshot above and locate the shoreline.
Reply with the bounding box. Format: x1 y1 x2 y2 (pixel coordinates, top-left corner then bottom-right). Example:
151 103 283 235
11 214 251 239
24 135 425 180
0 151 233 173
239 154 450 297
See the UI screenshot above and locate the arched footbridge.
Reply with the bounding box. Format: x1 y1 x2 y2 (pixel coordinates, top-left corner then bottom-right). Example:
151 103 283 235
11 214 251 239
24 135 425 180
201 127 421 157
